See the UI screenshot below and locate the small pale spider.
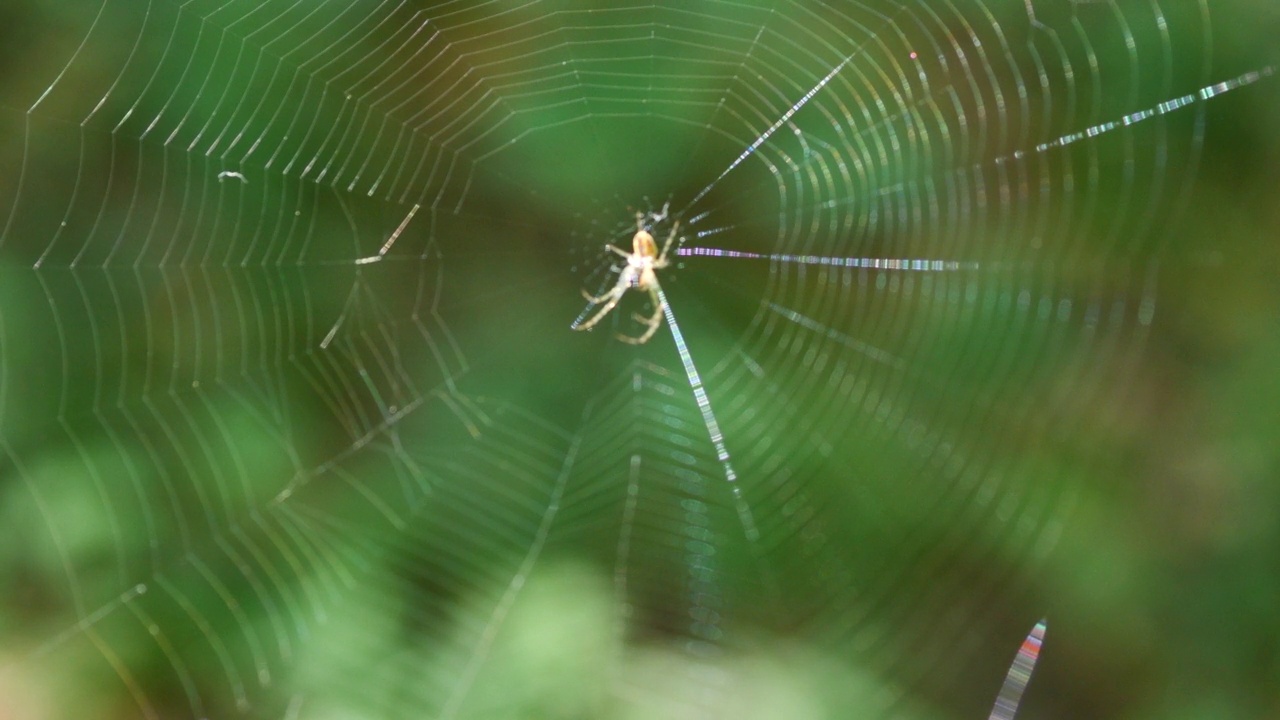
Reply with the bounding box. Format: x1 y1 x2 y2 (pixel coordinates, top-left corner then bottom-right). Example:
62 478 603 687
573 211 679 344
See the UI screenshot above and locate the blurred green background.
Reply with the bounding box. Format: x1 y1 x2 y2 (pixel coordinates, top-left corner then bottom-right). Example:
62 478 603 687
0 1 1278 718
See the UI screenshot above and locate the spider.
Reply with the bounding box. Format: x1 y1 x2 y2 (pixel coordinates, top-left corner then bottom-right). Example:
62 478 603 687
572 210 679 344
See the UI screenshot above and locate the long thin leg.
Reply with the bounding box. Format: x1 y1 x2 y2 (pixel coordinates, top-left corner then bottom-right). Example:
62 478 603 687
617 285 665 344
582 280 622 304
655 221 679 266
574 285 625 332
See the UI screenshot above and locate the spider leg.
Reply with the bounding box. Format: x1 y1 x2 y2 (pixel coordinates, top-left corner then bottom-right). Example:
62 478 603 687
574 284 626 332
617 285 665 344
654 220 679 267
584 261 639 304
582 282 623 304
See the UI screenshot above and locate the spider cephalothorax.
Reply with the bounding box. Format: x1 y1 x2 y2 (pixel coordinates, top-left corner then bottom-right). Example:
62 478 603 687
572 211 679 344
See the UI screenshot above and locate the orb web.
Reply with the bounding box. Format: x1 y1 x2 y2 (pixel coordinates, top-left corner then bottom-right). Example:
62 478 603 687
0 0 1272 718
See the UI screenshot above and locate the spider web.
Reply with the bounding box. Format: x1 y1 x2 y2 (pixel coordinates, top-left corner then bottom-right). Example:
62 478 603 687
0 0 1274 718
